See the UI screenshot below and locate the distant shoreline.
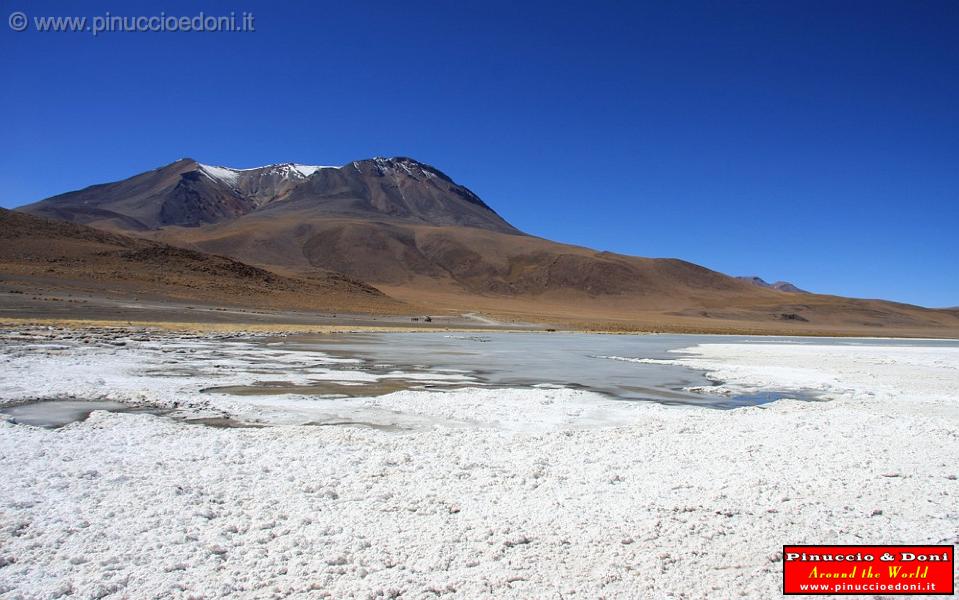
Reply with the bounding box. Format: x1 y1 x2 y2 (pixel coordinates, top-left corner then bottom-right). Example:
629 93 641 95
3 317 957 340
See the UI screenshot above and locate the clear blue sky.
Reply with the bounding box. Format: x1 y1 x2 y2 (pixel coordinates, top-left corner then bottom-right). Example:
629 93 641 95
1 0 956 307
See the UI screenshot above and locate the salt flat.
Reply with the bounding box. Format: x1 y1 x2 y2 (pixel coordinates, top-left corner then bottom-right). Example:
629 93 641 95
0 329 956 599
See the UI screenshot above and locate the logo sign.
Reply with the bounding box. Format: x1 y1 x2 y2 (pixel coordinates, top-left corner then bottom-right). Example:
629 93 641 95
783 545 954 595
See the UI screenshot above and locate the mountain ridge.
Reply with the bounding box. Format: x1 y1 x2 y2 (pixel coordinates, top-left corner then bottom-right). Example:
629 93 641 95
14 157 959 336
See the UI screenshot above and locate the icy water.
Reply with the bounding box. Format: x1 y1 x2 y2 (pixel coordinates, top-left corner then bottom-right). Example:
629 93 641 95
1 400 268 429
250 332 920 409
1 401 163 428
260 332 959 408
6 332 956 429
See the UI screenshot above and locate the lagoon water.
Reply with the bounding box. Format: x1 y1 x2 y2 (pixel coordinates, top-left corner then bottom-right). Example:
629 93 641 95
266 332 937 408
7 333 956 429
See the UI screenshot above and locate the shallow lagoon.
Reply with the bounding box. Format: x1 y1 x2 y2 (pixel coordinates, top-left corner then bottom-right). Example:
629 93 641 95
6 332 957 428
253 332 957 408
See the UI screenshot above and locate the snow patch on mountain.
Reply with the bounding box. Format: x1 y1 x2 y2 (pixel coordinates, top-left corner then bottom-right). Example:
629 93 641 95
289 164 336 177
198 163 339 185
198 164 240 186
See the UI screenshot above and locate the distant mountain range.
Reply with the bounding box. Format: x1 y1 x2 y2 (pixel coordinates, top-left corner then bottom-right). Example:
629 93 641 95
14 157 959 335
736 276 808 294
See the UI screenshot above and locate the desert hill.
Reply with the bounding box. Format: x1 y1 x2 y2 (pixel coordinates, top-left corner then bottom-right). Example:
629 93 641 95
0 208 404 315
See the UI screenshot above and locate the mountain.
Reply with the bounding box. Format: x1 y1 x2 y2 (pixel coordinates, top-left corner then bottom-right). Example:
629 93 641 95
0 208 404 315
18 157 752 295
737 276 808 294
21 157 515 233
15 158 959 336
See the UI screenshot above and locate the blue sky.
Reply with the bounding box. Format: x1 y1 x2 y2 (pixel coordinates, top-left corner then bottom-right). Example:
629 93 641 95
1 0 956 307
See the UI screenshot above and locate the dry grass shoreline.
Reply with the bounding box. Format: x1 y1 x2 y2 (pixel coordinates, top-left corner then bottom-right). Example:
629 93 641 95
0 318 530 336
3 316 958 339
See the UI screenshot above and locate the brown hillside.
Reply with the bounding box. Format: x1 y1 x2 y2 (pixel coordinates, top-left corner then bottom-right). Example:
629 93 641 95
0 208 406 315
